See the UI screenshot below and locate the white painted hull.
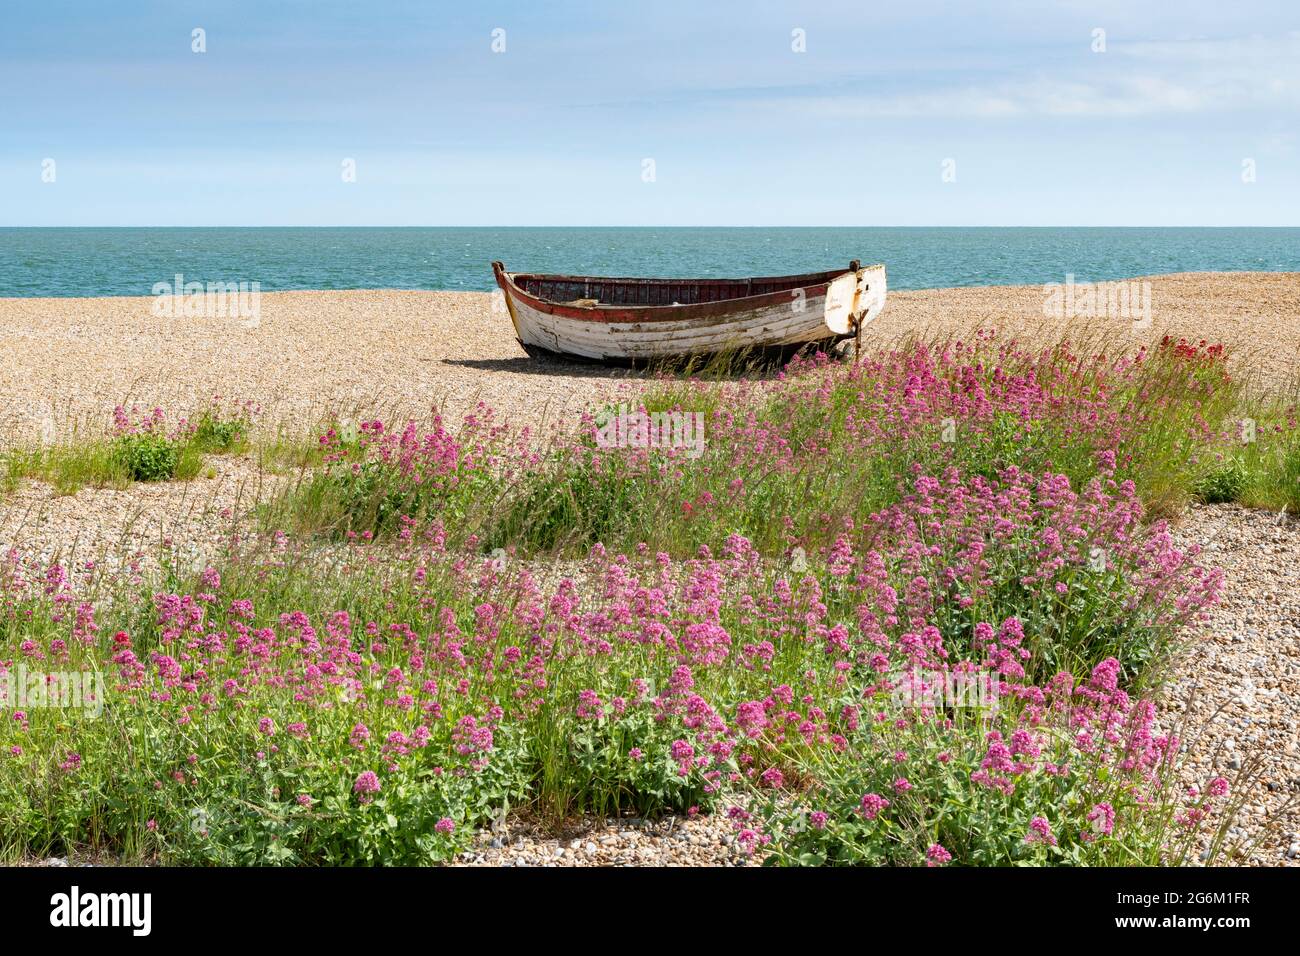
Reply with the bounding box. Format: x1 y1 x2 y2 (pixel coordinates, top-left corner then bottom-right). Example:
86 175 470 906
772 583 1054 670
497 264 886 363
509 290 837 360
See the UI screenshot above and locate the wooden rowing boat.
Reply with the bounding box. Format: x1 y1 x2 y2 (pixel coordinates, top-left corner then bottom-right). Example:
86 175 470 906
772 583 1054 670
491 260 886 363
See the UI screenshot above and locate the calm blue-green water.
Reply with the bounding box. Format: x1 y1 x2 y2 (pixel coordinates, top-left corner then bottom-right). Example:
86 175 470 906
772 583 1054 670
1 228 1297 298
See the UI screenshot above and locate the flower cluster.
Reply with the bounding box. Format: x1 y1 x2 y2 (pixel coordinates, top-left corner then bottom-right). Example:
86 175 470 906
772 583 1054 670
0 337 1239 866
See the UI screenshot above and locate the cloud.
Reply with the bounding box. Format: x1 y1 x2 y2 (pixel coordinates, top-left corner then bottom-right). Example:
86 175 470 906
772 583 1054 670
788 78 1198 119
615 32 1300 120
1117 31 1300 62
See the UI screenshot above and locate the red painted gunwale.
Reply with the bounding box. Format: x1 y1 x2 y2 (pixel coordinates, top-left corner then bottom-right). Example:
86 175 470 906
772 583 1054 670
491 261 843 324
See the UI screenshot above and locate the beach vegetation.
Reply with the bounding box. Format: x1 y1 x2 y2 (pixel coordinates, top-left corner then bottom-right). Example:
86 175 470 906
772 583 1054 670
0 330 1284 866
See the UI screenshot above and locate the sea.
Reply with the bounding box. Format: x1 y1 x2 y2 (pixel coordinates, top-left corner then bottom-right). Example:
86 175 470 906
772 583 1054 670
1 227 1297 298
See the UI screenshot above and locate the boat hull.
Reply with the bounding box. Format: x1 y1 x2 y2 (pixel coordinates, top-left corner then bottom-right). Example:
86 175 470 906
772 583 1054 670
493 262 886 363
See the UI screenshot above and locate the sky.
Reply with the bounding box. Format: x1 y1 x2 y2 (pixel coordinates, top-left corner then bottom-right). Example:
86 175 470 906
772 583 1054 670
0 0 1297 226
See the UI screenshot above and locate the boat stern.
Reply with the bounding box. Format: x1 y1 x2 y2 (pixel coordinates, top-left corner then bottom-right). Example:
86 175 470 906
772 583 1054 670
823 264 887 337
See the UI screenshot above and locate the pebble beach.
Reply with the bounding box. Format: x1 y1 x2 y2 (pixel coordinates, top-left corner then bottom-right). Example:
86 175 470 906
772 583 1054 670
3 270 1299 867
2 272 1298 447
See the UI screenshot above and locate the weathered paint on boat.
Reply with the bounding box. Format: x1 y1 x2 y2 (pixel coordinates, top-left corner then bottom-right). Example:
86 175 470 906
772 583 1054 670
491 261 886 362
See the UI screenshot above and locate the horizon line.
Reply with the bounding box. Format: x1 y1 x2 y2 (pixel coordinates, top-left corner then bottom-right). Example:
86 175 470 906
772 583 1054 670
2 224 1298 230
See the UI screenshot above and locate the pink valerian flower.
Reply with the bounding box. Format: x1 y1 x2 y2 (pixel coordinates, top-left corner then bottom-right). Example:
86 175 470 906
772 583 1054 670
893 777 912 793
228 599 255 620
576 689 604 719
1084 802 1115 840
809 811 829 830
451 715 494 756
926 843 952 866
434 818 455 834
670 739 695 777
1025 816 1057 846
71 602 99 645
1207 777 1230 798
860 793 890 820
1176 806 1209 828
258 717 276 736
630 678 652 704
1088 658 1122 695
353 770 381 802
60 752 82 772
760 767 784 789
735 699 770 738
383 731 412 761
735 828 771 855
